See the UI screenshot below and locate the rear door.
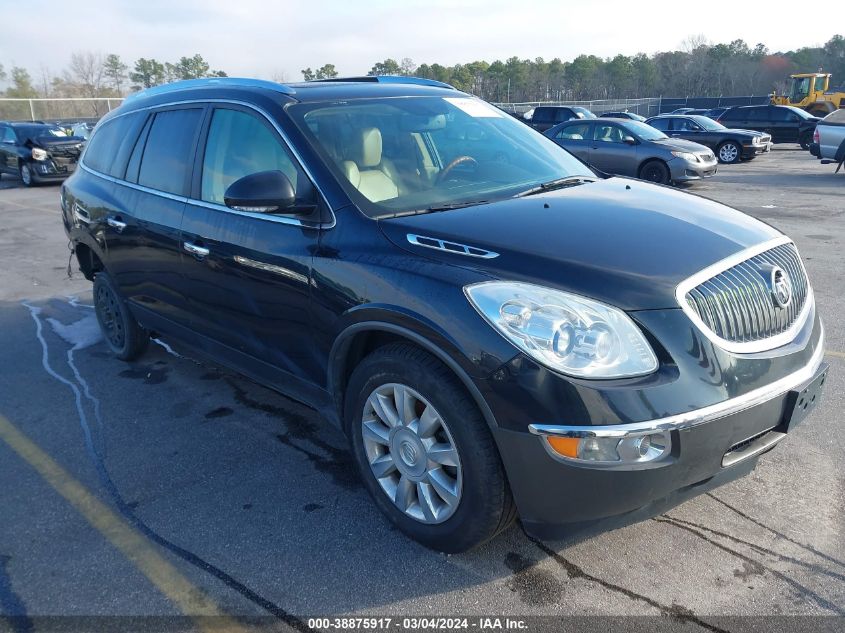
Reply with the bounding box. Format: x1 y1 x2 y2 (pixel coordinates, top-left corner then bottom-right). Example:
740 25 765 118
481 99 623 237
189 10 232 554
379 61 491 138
178 104 325 385
106 106 205 330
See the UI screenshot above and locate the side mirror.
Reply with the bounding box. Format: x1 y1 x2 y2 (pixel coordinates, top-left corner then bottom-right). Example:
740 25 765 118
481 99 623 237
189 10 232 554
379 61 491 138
622 135 637 145
224 170 296 213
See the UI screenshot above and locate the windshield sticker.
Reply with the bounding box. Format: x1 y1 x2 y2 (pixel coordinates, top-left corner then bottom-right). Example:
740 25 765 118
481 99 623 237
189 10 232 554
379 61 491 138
444 98 503 118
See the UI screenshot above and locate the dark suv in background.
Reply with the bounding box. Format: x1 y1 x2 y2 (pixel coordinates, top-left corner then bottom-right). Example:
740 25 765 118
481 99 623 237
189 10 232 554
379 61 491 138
61 77 827 552
717 105 819 148
526 105 595 132
0 121 84 186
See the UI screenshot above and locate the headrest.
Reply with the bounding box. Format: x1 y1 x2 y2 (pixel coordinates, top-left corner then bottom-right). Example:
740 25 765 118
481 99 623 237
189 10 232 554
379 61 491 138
342 160 361 188
359 127 382 168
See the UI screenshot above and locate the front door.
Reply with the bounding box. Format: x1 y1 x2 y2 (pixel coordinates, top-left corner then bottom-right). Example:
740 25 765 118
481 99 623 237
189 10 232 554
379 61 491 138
179 105 325 386
589 122 639 176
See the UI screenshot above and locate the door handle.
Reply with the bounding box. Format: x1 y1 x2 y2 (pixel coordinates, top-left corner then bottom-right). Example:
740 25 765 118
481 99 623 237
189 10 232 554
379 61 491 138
106 217 127 232
183 241 210 258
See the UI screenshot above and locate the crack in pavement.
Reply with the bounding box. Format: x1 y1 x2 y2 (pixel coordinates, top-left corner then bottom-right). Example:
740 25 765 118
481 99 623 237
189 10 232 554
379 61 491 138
665 515 845 585
529 538 732 633
21 300 310 631
653 517 845 615
706 494 845 570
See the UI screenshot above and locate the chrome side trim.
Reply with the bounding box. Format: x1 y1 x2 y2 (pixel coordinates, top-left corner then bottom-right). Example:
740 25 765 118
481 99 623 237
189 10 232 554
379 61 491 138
80 163 189 203
187 198 332 229
407 233 499 259
80 98 336 228
675 236 814 353
529 322 824 439
233 255 310 285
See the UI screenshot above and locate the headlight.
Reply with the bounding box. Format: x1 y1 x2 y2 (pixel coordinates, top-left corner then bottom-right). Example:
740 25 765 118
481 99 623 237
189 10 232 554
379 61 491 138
31 148 48 161
670 151 697 162
464 281 658 378
752 136 762 145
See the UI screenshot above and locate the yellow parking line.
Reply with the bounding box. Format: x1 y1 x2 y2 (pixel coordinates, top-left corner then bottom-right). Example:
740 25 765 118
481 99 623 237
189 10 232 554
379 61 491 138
0 413 245 632
826 350 845 359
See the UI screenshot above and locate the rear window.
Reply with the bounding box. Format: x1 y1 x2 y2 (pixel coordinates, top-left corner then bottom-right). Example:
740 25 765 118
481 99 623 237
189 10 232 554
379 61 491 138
720 109 741 121
533 108 554 122
82 112 146 178
137 109 203 195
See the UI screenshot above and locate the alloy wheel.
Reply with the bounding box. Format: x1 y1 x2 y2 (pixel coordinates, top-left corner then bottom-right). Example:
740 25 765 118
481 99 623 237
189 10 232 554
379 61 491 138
361 383 463 524
719 143 739 163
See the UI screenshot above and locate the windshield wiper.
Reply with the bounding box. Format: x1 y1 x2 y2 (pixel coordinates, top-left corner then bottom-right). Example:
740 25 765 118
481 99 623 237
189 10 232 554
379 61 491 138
380 200 491 219
514 176 595 198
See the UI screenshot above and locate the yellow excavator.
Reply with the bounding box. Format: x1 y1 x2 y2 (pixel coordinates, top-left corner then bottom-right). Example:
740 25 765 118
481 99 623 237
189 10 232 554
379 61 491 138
771 72 845 116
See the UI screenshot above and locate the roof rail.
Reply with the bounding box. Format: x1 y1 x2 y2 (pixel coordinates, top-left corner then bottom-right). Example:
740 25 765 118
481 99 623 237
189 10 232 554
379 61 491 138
310 75 455 89
124 77 296 104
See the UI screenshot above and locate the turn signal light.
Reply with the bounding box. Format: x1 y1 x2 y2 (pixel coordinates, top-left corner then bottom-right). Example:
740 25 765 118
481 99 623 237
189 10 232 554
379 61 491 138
546 436 580 458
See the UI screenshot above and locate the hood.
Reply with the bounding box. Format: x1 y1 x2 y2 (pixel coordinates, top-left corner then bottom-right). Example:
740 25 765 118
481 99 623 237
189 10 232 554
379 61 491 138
727 128 766 138
379 178 781 311
652 137 711 153
27 134 84 148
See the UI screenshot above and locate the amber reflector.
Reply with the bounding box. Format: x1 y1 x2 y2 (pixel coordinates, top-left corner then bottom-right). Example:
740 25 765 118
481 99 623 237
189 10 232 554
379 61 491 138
546 436 580 458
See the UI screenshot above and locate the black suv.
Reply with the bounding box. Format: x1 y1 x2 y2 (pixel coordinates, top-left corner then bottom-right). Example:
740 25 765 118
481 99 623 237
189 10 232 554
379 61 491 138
717 105 819 148
0 121 84 186
62 77 827 552
527 105 595 132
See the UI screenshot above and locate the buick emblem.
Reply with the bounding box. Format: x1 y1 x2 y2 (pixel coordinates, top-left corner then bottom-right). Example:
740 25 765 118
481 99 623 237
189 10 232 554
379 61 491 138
770 267 792 308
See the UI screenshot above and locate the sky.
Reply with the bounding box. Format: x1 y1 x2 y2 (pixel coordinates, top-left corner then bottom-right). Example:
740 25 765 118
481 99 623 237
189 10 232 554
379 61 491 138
2 0 844 83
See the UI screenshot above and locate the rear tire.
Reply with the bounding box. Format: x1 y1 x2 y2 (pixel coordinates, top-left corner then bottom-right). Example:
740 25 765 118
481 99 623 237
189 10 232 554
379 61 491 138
93 271 149 361
717 141 741 164
345 342 516 553
638 160 670 185
799 134 812 151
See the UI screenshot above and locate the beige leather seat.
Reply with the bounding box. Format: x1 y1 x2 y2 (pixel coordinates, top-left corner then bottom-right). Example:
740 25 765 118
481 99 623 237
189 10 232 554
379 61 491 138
342 128 399 202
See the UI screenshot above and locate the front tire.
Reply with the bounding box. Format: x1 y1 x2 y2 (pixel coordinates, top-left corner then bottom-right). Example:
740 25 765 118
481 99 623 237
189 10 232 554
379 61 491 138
19 163 34 187
638 160 670 185
93 271 149 361
346 343 515 553
717 141 741 164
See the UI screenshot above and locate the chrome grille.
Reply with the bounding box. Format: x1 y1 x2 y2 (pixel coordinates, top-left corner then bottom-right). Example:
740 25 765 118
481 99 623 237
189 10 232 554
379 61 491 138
684 242 809 345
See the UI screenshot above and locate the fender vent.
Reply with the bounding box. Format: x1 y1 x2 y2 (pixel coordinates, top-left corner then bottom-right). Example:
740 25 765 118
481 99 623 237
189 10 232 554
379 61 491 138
407 234 499 259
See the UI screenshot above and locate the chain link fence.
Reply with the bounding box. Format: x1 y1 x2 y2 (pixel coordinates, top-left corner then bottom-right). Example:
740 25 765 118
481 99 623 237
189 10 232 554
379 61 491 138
494 98 663 118
0 98 125 123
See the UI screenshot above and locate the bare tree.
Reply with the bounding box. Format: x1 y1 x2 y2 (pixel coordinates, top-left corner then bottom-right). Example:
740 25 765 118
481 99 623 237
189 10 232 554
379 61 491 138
68 51 108 98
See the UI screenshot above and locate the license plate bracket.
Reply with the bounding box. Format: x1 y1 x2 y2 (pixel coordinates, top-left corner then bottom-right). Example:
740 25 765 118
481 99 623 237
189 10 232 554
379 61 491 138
782 363 829 432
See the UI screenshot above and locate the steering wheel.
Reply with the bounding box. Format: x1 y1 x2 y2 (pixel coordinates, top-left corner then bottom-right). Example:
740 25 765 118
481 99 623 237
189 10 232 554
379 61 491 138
436 155 478 184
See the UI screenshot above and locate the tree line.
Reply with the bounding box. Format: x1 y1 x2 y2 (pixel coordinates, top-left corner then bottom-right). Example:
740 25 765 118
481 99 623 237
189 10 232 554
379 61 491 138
2 35 843 104
0 53 226 100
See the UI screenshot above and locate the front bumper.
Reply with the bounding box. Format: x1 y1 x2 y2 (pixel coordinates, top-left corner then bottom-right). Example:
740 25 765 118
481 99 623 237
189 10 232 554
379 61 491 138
30 159 77 182
742 141 772 157
669 157 717 182
491 318 827 541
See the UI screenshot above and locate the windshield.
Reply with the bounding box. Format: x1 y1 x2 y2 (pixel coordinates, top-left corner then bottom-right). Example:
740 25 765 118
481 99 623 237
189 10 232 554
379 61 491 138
18 125 68 140
623 120 667 141
790 77 811 102
572 107 596 119
690 116 725 131
289 96 594 217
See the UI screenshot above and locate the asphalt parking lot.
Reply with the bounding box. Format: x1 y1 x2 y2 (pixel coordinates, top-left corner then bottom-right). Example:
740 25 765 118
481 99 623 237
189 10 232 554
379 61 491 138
0 146 843 632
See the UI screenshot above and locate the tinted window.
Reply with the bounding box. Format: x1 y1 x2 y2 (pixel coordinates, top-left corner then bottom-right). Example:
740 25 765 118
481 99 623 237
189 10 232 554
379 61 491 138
675 118 702 132
770 108 799 122
533 107 553 122
555 122 591 139
82 112 146 178
201 108 300 204
137 109 203 195
554 109 575 122
746 108 770 122
648 118 671 132
720 109 741 121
